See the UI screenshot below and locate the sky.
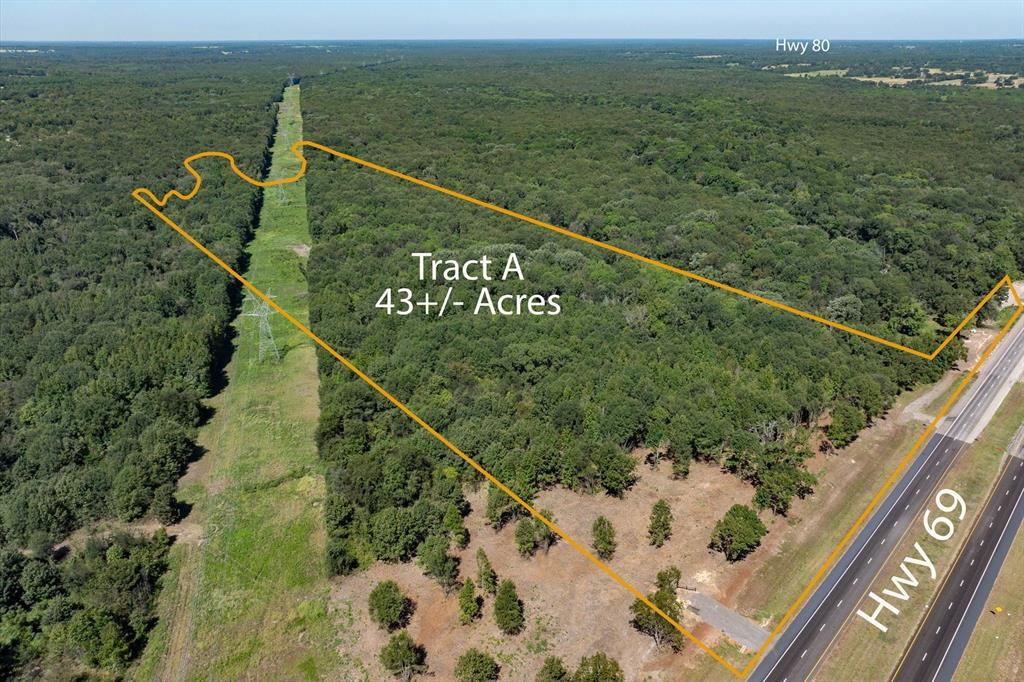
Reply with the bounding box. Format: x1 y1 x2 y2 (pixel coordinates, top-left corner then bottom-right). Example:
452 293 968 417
1 0 1021 42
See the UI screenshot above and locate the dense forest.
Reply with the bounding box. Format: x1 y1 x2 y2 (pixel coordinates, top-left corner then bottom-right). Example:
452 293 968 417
0 46 303 675
1 40 1022 677
300 45 1023 572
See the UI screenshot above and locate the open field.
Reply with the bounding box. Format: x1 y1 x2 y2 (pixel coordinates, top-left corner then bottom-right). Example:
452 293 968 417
784 69 847 77
136 86 352 680
331 457 760 680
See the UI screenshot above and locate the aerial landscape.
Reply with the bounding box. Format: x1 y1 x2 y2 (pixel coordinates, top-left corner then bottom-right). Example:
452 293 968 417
1 2 1022 681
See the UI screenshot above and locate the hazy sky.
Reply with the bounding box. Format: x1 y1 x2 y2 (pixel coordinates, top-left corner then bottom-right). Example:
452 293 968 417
1 0 1022 42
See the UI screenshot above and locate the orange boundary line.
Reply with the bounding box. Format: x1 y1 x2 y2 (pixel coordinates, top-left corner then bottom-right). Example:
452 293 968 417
751 303 1022 678
131 141 1022 679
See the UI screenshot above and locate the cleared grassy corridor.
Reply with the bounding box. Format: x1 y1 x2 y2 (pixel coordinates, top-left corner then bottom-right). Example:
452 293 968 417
137 85 353 681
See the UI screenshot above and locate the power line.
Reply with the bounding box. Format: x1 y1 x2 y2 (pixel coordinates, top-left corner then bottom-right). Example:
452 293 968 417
241 292 280 362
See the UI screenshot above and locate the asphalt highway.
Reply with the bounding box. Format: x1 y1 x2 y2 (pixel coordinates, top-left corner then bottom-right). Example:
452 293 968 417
891 445 1024 681
750 315 1024 682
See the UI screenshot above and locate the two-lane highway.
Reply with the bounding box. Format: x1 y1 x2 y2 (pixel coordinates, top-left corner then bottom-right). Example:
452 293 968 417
750 313 1024 682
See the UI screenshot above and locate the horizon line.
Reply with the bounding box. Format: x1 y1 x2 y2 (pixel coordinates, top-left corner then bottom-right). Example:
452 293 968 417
3 37 1022 44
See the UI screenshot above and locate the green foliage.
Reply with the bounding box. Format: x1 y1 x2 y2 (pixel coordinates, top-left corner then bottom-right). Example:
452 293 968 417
516 511 559 558
64 606 133 669
710 504 768 561
1 57 277 543
18 561 62 604
150 483 181 525
0 549 26 610
494 579 524 635
630 567 684 650
648 499 673 547
368 580 413 632
485 485 519 529
754 464 816 515
372 506 428 562
0 48 283 676
305 44 1022 586
476 548 497 595
458 578 480 625
379 630 426 680
655 566 682 593
591 516 617 561
416 534 460 594
535 509 558 553
325 537 358 576
536 656 570 681
443 502 470 549
572 652 625 681
4 41 1020 678
0 532 171 676
828 402 867 448
454 648 499 681
516 519 538 557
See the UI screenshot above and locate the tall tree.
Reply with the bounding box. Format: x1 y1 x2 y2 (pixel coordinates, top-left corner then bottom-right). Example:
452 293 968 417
591 516 617 561
379 630 427 681
476 548 497 595
416 535 459 594
516 518 538 557
443 502 469 549
458 578 480 624
630 584 684 650
368 580 413 631
710 504 767 561
494 579 524 635
535 509 558 553
648 499 673 547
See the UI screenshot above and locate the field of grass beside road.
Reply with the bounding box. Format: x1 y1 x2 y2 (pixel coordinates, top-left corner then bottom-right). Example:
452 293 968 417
136 85 354 681
954 510 1024 682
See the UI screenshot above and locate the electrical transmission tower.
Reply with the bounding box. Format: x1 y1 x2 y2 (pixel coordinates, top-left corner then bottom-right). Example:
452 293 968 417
242 292 281 362
275 184 289 205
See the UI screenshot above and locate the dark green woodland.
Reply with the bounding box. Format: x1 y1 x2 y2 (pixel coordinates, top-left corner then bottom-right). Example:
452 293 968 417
300 44 1023 570
1 41 1021 676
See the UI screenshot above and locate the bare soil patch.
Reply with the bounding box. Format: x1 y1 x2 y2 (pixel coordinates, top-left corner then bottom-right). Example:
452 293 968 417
332 460 755 680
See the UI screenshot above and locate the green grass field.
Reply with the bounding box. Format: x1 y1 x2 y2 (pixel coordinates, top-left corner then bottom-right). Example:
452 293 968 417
136 85 357 681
